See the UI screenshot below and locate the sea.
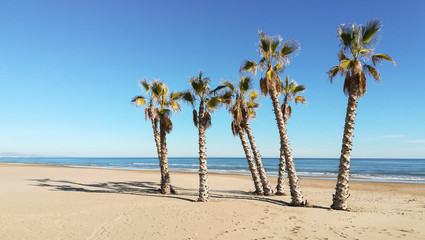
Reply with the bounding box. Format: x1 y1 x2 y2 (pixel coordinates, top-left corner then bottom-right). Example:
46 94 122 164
1 157 424 184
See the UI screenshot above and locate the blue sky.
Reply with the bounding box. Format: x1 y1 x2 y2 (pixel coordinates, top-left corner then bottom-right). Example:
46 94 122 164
0 0 424 158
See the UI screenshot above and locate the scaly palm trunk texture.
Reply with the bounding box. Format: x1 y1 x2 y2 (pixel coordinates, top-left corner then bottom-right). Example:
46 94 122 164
148 105 166 193
276 97 289 195
237 127 263 195
244 121 273 196
331 88 358 210
159 121 171 195
269 85 304 206
197 103 209 202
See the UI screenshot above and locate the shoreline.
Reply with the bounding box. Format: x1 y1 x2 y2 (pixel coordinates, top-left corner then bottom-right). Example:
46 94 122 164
1 161 424 184
1 163 425 239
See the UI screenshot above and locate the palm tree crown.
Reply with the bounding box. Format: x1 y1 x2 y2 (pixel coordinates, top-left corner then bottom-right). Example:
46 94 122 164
151 81 182 134
181 71 224 128
221 76 259 135
241 31 300 94
327 19 395 96
131 79 159 122
280 75 307 119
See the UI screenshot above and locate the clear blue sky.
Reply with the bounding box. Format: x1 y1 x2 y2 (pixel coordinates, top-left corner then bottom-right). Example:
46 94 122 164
1 0 424 158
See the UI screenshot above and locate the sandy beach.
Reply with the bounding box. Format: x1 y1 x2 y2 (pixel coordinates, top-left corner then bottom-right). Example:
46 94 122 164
1 163 424 239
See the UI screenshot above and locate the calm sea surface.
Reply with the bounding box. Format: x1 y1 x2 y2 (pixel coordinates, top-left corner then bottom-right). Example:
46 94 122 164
1 157 424 184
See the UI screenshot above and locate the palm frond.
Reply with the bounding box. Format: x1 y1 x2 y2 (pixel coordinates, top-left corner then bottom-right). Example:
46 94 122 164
240 60 257 75
266 70 277 81
206 96 221 110
192 109 198 127
131 96 147 106
160 117 173 134
170 91 181 100
249 90 259 102
343 73 352 96
338 50 347 61
220 90 233 106
158 108 171 119
260 35 271 53
363 64 381 82
271 36 281 53
239 76 251 92
259 77 269 96
358 72 367 97
359 48 373 57
273 61 285 73
293 85 306 93
222 80 236 93
337 24 354 49
211 85 226 94
190 77 205 94
139 79 150 93
181 91 195 106
286 105 292 119
340 59 354 70
295 96 307 104
353 59 362 74
169 101 181 112
371 53 396 66
362 19 381 45
327 65 342 83
204 112 212 129
281 39 300 57
275 76 283 93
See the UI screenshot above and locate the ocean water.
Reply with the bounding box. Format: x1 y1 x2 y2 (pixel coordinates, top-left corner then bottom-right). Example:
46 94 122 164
1 157 424 184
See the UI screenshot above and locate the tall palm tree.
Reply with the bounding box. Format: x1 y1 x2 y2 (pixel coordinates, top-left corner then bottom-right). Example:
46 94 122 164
181 71 224 202
131 79 163 191
241 31 305 206
222 76 273 196
327 19 395 210
275 76 307 195
150 81 182 194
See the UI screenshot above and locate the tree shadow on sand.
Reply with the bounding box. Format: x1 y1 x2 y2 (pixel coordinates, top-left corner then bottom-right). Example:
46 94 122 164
27 178 329 209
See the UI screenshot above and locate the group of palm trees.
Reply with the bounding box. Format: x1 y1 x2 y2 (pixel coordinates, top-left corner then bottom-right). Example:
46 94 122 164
132 19 395 211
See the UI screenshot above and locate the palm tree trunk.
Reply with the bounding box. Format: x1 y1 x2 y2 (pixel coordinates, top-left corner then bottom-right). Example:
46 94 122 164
331 90 358 210
276 97 289 195
269 85 304 206
244 121 273 196
148 105 165 193
159 120 171 194
197 102 209 202
276 146 286 195
237 127 263 195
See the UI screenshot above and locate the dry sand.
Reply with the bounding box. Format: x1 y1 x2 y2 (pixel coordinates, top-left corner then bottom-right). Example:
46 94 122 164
0 163 424 239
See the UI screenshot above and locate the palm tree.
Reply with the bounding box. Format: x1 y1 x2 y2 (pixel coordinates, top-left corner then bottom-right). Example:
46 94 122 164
150 81 182 194
327 19 395 210
222 76 273 196
275 76 307 195
181 71 224 202
241 31 305 206
132 79 180 194
131 79 163 191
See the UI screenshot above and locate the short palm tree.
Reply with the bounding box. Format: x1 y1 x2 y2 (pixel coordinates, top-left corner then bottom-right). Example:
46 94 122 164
181 71 224 202
132 79 163 191
222 76 273 196
275 76 307 195
327 19 395 210
151 81 182 194
241 31 305 206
